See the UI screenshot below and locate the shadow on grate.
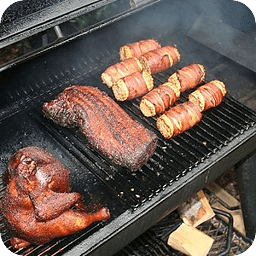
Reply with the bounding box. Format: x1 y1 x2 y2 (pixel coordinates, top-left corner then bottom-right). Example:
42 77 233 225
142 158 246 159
114 209 251 256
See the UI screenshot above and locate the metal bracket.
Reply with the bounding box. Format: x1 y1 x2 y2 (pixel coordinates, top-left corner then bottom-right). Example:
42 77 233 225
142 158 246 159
130 0 156 8
53 25 64 40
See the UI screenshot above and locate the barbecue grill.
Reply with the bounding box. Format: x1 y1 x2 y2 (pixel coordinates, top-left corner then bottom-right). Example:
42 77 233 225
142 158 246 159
0 0 256 255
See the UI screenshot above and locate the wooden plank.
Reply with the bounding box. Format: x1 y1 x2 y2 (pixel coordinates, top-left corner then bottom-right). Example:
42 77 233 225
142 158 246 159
167 223 214 256
207 182 240 209
212 201 246 237
178 190 215 227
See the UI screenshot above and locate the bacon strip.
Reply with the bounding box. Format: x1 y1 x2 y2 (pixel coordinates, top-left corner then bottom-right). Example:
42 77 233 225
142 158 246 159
156 102 202 139
188 80 226 112
119 39 161 61
168 63 205 93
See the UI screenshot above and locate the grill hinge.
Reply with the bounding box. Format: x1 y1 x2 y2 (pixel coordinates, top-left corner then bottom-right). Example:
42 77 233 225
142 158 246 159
130 0 159 8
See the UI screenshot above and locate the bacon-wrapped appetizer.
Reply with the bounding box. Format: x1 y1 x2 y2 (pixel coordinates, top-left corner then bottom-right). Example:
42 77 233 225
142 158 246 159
157 101 202 139
140 64 205 117
139 45 180 74
188 80 226 112
112 71 153 101
119 39 161 61
140 82 180 117
101 58 143 88
168 63 205 92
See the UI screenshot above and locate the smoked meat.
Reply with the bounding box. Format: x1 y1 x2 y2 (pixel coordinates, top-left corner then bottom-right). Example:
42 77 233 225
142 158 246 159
119 39 161 61
101 58 143 88
42 85 158 170
168 63 205 92
140 81 179 117
188 80 226 112
1 146 110 249
157 101 202 139
112 70 153 101
140 64 205 117
139 45 180 74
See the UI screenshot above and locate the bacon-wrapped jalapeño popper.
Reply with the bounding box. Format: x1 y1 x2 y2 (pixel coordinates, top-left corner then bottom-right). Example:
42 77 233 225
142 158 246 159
139 45 181 74
140 82 179 117
156 101 202 139
119 39 161 61
140 64 205 117
112 70 154 101
101 58 143 88
188 80 226 112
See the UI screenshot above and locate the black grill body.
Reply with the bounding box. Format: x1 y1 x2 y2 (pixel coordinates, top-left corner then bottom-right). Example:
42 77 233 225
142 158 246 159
0 0 256 255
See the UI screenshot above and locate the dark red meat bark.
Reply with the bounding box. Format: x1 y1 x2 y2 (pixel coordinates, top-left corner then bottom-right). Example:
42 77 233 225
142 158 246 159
42 85 157 170
1 146 110 249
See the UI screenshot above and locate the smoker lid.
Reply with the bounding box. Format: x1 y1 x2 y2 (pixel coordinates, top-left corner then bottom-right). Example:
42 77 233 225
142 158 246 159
0 0 158 49
0 0 114 47
0 0 254 74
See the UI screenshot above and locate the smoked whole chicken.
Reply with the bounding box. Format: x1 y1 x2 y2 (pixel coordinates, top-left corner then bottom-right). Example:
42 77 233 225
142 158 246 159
0 146 110 249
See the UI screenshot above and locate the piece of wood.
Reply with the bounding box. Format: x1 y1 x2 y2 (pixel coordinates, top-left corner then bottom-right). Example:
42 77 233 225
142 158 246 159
212 201 246 237
207 182 240 209
178 190 215 227
167 223 214 256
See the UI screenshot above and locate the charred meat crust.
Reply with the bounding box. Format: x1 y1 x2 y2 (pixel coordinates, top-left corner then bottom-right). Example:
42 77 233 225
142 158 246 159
42 85 158 170
1 146 110 248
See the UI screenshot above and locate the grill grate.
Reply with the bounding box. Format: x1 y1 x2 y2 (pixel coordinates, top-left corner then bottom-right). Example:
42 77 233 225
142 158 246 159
34 91 256 213
11 68 256 213
1 75 256 256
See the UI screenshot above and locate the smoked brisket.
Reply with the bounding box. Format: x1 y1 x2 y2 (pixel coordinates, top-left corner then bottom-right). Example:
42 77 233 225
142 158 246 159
42 85 158 170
